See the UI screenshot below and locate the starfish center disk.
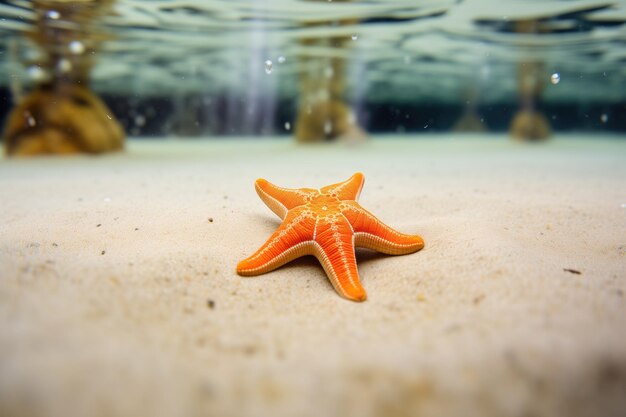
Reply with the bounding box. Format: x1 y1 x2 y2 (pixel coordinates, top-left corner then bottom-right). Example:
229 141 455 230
309 194 340 215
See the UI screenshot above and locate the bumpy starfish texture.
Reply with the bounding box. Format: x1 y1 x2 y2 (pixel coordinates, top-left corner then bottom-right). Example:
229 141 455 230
236 173 424 302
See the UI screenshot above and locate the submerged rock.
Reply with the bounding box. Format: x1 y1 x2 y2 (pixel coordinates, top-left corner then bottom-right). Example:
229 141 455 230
3 84 124 155
510 109 552 141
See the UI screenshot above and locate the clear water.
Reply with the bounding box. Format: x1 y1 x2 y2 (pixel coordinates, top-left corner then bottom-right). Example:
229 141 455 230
0 0 625 137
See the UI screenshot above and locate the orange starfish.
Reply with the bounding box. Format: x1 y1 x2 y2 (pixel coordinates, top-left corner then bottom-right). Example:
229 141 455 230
236 173 424 301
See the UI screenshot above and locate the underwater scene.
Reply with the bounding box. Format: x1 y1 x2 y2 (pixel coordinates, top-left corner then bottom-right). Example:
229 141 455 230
1 0 626 142
0 1 625 417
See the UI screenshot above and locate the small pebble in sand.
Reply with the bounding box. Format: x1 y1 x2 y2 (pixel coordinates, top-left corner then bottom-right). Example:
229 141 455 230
563 268 581 275
97 224 102 227
134 227 139 231
208 218 214 223
101 250 106 255
52 243 58 247
416 293 426 302
207 299 215 309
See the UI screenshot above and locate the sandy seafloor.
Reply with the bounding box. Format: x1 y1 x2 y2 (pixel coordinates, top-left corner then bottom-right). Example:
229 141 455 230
0 134 625 417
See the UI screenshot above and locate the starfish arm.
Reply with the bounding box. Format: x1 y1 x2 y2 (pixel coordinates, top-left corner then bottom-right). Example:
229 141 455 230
320 172 364 201
255 179 317 220
313 216 366 301
342 201 424 255
237 208 316 276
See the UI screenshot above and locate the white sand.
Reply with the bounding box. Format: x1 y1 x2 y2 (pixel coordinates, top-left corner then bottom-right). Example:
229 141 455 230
1 134 625 417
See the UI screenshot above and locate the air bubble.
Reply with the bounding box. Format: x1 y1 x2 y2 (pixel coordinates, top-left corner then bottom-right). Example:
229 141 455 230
69 40 85 54
27 65 46 81
284 122 291 131
24 112 36 127
134 115 146 127
277 56 286 64
351 34 358 41
600 114 608 123
46 10 60 20
324 121 332 135
264 59 273 74
550 73 560 84
57 58 72 73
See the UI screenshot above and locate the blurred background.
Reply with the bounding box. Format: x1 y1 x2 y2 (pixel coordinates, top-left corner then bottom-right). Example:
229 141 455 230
0 0 625 153
2 3 626 417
